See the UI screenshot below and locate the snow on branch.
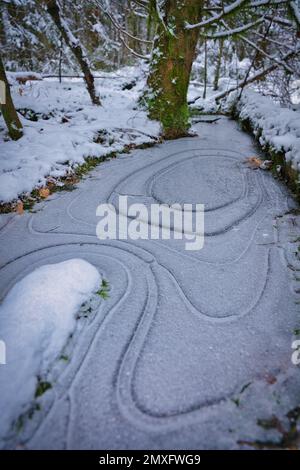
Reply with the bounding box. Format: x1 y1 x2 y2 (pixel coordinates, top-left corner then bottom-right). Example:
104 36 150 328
94 0 152 61
290 1 300 27
189 45 300 105
252 30 294 51
215 14 296 77
185 0 249 30
250 0 289 5
129 0 150 10
264 15 293 27
119 33 150 60
200 18 264 39
185 0 290 30
154 0 176 36
239 35 295 74
214 46 300 101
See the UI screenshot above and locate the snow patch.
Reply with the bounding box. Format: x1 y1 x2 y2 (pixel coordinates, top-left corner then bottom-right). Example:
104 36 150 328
0 66 160 203
0 259 101 441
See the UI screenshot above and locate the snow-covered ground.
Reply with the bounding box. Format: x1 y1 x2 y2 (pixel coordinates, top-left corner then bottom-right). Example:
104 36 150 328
0 259 101 442
0 67 160 203
1 65 300 205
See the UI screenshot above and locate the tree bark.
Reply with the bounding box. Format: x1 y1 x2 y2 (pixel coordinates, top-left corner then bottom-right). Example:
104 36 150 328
145 0 203 139
0 54 23 140
45 0 101 105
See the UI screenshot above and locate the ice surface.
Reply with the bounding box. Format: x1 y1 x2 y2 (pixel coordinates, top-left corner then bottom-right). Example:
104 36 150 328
0 115 299 450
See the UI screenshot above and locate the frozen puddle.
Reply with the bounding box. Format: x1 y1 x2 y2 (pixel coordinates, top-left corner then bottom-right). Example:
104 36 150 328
0 117 299 449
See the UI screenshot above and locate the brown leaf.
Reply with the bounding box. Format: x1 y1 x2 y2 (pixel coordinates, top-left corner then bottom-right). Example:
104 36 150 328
39 187 50 199
265 373 277 385
16 201 24 215
245 156 263 168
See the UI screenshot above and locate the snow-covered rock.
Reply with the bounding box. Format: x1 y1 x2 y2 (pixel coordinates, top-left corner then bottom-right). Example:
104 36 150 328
0 259 101 441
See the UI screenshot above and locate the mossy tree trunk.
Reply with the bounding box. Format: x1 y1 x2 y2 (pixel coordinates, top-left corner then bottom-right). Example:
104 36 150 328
0 54 23 140
145 0 203 139
45 0 101 105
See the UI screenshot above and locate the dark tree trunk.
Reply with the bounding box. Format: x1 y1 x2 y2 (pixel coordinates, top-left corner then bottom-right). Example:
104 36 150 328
46 0 101 105
145 0 203 139
58 35 63 84
202 38 207 99
213 38 223 91
0 54 23 140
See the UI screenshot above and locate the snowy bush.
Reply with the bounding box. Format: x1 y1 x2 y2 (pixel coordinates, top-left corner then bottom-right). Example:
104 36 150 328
236 90 300 176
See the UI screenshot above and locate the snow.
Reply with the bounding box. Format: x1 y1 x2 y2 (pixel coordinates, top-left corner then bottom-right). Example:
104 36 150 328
0 66 160 203
0 259 101 442
6 71 42 84
60 18 80 47
236 90 300 172
188 53 300 180
290 1 300 26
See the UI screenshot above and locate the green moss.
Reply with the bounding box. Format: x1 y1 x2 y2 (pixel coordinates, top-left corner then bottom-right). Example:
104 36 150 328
146 79 191 139
14 403 41 435
60 354 69 362
74 156 107 177
144 1 201 139
96 279 110 300
0 138 157 214
35 380 52 398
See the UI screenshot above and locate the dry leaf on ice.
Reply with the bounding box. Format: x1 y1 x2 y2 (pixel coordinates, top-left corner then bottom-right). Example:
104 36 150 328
245 156 273 170
16 201 24 215
245 156 263 168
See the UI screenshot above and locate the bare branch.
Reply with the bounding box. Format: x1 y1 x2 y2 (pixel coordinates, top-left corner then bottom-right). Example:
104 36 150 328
252 30 294 51
185 0 290 30
119 33 150 60
239 35 295 74
185 0 249 30
264 15 293 27
200 17 264 39
189 47 300 104
95 0 153 44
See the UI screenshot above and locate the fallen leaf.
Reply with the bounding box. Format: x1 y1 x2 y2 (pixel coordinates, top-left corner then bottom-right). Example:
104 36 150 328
16 201 24 215
39 187 50 199
245 156 263 168
265 373 277 385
